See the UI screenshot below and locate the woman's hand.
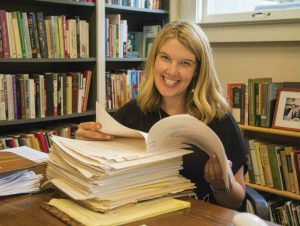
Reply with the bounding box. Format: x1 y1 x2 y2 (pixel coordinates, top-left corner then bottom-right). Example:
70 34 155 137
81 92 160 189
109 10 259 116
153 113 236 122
76 122 114 140
204 153 232 191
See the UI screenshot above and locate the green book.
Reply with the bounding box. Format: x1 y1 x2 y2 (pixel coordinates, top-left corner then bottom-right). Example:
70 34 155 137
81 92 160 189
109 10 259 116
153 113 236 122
267 144 283 190
16 11 26 58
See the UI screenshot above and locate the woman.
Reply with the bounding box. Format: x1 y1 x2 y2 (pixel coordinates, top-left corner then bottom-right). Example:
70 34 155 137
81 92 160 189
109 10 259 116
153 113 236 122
77 21 247 210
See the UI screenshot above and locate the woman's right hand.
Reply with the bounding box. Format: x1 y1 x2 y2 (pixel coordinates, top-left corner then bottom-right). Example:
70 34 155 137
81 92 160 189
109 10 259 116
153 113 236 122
76 122 114 140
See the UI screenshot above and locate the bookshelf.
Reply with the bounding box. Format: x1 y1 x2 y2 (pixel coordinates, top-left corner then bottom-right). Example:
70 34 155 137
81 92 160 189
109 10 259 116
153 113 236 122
0 0 97 136
97 1 169 109
240 125 300 200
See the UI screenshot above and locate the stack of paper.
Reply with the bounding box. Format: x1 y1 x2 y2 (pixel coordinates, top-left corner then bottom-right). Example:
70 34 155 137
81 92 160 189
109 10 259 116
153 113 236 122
1 146 48 164
0 151 44 196
45 135 195 212
45 102 232 212
0 170 43 196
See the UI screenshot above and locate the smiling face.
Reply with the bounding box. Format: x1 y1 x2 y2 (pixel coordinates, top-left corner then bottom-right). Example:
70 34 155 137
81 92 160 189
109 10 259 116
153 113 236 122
154 38 197 105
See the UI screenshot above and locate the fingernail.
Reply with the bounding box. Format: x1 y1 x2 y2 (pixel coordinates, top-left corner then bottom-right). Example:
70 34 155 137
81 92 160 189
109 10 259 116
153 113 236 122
96 124 101 129
107 135 113 139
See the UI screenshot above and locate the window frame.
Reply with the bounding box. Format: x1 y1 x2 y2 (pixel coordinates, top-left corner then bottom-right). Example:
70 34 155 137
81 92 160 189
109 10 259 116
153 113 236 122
199 0 300 24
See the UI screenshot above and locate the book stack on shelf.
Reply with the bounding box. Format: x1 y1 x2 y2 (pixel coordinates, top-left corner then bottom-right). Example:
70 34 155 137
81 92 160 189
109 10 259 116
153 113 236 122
105 69 145 110
0 10 89 59
227 79 300 127
0 124 77 152
0 70 92 121
105 0 164 10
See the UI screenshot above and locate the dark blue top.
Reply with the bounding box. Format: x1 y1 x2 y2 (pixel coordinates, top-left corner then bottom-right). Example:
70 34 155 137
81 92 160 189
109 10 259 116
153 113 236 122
112 100 248 204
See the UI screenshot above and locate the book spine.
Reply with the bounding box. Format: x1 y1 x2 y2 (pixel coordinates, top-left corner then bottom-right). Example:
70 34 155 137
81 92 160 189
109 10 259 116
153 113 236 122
12 74 18 119
16 11 26 58
11 12 22 58
27 12 38 58
0 10 10 58
0 74 6 120
21 12 32 58
36 12 48 58
5 12 16 58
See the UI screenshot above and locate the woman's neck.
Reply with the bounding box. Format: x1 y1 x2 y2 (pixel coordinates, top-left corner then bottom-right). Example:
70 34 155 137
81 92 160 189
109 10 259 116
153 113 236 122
161 99 186 116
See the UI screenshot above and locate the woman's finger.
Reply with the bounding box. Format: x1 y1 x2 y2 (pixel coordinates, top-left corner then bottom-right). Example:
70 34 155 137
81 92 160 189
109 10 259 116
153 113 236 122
77 128 113 140
78 122 101 131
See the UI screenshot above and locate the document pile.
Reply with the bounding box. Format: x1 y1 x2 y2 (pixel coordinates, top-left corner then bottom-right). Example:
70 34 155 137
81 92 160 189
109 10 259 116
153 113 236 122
0 146 48 196
45 102 232 212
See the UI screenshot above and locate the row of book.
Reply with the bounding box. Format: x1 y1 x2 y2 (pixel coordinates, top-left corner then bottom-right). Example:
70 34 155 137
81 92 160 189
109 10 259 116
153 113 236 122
105 13 161 58
0 10 89 59
227 79 300 127
245 138 300 194
268 198 300 226
0 125 76 153
0 70 92 121
105 69 145 110
105 0 164 10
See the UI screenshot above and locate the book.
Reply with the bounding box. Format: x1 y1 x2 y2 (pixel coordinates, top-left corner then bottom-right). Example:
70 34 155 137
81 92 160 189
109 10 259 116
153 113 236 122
36 12 48 58
248 77 272 126
143 24 161 57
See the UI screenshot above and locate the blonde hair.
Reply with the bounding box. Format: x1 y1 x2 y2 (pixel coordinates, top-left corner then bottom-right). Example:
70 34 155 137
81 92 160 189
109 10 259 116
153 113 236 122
137 20 229 124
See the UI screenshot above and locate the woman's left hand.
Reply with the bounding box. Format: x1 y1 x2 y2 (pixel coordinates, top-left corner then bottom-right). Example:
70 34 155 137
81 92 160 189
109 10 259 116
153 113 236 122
204 153 232 190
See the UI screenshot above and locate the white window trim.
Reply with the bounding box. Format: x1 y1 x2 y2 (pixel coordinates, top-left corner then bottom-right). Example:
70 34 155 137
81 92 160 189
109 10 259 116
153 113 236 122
200 1 300 24
174 0 300 43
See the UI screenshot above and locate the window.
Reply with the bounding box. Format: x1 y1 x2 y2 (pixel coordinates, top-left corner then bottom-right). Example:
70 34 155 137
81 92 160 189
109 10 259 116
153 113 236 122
200 0 300 23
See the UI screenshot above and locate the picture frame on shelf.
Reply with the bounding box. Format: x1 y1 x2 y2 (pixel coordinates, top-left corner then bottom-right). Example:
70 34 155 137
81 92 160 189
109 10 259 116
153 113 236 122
272 87 300 132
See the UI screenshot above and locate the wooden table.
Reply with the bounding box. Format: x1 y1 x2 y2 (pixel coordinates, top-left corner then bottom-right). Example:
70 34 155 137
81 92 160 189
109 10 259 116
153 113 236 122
0 191 276 226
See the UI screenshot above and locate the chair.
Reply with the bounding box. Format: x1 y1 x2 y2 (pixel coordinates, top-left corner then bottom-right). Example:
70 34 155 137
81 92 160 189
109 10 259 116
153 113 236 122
244 185 270 221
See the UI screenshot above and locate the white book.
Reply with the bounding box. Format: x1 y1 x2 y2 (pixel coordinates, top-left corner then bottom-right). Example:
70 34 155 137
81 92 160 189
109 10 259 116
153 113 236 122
5 12 16 58
28 78 36 119
0 74 6 120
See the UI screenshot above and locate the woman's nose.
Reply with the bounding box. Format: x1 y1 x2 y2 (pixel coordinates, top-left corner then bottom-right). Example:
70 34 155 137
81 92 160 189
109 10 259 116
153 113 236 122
166 62 179 75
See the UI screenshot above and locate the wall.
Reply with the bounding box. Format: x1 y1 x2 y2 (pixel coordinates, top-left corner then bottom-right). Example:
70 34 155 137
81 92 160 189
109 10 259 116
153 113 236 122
211 42 300 92
170 0 300 92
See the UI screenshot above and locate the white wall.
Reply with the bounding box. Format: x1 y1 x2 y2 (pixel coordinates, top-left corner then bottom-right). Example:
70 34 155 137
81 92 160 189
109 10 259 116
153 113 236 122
211 42 300 92
172 0 300 93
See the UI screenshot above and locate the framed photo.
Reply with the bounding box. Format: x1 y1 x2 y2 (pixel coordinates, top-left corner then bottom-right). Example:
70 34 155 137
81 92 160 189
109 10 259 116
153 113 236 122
272 88 300 132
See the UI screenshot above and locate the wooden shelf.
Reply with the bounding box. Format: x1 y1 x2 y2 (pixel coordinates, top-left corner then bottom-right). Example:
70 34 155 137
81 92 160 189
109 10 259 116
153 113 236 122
106 57 146 62
239 125 300 138
32 0 95 7
246 182 300 201
0 111 96 127
0 58 96 63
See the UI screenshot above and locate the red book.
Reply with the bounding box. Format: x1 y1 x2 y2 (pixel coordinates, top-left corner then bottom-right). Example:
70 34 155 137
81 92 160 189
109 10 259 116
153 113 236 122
34 131 49 153
0 10 10 58
61 15 68 58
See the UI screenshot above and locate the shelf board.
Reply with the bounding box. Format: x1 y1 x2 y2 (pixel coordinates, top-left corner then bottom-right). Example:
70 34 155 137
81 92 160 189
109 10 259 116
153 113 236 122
106 57 146 62
35 0 95 7
246 182 300 200
0 110 96 127
105 4 168 14
0 58 96 63
239 125 300 138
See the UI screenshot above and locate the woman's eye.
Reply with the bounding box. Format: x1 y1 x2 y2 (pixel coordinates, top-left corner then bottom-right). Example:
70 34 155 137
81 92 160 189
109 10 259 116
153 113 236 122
160 55 170 61
181 61 192 66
